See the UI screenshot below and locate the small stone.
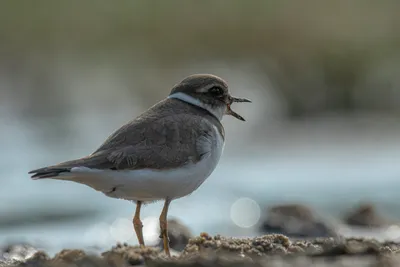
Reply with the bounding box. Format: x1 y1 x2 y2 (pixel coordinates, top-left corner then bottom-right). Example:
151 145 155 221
200 232 211 240
1 243 38 262
157 219 193 251
259 204 340 238
25 251 50 264
343 203 391 227
53 249 86 263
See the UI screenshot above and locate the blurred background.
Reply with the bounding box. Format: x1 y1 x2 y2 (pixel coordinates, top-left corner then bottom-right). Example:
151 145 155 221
2 0 400 257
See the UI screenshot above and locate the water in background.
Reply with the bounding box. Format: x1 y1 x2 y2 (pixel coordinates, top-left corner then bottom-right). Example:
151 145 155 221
2 60 400 256
1 1 400 255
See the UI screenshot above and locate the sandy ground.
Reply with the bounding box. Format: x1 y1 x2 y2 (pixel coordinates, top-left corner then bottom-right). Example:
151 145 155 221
2 233 400 267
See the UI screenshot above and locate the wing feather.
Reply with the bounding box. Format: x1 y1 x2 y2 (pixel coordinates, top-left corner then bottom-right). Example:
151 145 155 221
29 99 224 179
29 115 217 178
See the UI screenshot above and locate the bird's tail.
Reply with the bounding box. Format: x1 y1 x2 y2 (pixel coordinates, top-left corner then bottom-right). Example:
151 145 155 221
29 167 71 179
28 152 112 179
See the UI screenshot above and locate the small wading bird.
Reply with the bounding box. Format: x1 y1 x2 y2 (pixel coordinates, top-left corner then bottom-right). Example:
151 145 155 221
29 74 251 256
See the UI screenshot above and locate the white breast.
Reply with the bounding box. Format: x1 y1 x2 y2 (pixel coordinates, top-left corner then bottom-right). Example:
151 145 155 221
58 125 225 202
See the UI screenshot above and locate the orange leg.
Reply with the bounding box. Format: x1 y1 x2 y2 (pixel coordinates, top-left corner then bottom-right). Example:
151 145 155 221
159 199 171 256
133 201 145 247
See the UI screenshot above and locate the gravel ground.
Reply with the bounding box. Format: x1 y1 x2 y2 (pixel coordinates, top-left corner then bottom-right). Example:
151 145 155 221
2 234 400 267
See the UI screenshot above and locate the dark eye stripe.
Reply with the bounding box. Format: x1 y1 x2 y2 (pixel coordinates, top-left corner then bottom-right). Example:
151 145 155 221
208 87 224 96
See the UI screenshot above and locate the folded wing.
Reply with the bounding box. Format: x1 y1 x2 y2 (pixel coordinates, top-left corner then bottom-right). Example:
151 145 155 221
28 113 218 179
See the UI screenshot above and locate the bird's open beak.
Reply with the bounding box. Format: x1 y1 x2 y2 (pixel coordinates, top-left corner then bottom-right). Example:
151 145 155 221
226 96 252 121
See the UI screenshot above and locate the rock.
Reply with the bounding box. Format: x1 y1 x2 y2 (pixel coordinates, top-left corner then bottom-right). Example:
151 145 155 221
52 249 87 263
343 204 389 227
6 236 400 267
157 219 193 251
0 243 38 263
102 243 162 266
259 204 339 238
24 251 50 266
183 233 302 256
182 234 398 258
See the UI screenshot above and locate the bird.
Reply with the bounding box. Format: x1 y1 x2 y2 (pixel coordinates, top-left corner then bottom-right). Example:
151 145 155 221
28 74 251 256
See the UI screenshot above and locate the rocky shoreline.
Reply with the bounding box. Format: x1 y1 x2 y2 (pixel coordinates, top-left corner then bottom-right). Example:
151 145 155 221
2 233 400 267
2 203 400 266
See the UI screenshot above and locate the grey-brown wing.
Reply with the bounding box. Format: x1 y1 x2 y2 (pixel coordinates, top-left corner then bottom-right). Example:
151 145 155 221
29 110 219 180
29 114 215 178
94 113 215 170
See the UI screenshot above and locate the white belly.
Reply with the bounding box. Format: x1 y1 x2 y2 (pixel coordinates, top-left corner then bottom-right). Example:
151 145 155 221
57 126 225 202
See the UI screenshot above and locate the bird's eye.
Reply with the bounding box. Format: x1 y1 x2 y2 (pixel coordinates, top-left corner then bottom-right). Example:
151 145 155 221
208 87 224 96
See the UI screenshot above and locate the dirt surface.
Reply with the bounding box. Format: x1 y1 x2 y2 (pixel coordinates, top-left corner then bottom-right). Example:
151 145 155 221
2 234 400 267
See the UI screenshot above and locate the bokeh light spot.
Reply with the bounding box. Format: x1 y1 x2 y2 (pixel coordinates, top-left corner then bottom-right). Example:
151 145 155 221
230 197 261 228
142 216 160 245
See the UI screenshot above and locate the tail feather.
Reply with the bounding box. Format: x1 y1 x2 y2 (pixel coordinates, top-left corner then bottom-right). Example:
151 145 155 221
29 151 113 180
29 167 71 179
